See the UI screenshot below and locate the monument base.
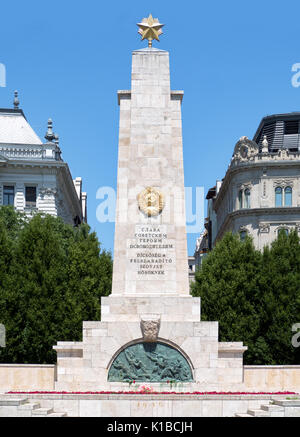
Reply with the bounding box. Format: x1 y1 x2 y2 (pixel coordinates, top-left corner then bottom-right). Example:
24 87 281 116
54 296 247 392
2 393 297 417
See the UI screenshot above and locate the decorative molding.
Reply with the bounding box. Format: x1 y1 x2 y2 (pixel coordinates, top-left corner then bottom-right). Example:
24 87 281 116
238 182 253 191
233 136 259 162
216 207 300 242
214 153 300 212
274 224 293 233
278 148 289 160
262 181 267 198
39 186 57 198
140 315 161 342
0 146 43 160
261 135 269 154
0 144 61 161
273 179 294 188
259 223 270 233
229 149 300 174
260 179 269 207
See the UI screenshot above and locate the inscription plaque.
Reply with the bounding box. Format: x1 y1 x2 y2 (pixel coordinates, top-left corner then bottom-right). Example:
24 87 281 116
127 225 175 280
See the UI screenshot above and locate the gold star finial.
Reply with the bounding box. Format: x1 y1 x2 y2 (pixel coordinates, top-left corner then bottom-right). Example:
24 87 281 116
137 14 164 48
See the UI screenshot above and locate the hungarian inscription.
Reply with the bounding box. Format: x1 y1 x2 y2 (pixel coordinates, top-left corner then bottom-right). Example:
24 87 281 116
127 224 175 279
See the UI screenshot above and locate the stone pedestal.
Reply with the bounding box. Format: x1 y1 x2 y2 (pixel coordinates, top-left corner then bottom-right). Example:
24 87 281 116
54 294 247 391
54 46 247 392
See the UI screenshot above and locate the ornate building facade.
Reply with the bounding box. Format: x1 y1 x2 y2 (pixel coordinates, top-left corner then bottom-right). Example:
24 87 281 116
0 93 87 225
201 112 300 252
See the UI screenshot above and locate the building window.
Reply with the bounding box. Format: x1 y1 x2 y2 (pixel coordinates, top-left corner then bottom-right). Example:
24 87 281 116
240 230 247 241
238 190 243 209
238 188 250 209
275 186 292 207
275 187 283 207
244 188 250 208
278 228 289 237
284 186 292 206
25 186 37 208
3 186 14 206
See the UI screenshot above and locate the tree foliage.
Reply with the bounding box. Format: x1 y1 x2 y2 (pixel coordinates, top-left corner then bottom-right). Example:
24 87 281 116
0 206 112 364
191 231 300 365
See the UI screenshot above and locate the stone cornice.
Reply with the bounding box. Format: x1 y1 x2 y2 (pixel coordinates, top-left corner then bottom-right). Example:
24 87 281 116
216 207 300 242
0 159 66 169
117 90 131 105
117 90 184 105
0 142 43 147
214 158 300 211
218 342 248 353
0 159 82 219
0 142 61 161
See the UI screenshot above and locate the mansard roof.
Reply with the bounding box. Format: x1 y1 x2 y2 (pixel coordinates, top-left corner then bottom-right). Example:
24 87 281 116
0 108 42 145
253 112 300 152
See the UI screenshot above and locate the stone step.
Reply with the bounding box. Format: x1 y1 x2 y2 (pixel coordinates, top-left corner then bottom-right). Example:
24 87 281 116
247 409 269 417
235 413 253 417
47 412 67 417
273 399 300 407
19 402 41 410
0 398 27 406
32 407 54 416
261 404 284 412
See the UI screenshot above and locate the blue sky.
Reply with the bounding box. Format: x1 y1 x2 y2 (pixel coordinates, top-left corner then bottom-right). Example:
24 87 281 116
1 0 300 255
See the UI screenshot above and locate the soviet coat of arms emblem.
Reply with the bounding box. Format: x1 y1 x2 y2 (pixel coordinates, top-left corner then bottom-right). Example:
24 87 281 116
137 187 164 217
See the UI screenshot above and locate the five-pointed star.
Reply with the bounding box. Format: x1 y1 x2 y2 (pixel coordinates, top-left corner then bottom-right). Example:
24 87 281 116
137 14 164 46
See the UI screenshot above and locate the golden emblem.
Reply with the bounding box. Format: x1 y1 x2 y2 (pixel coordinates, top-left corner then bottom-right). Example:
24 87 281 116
138 187 164 217
137 14 164 48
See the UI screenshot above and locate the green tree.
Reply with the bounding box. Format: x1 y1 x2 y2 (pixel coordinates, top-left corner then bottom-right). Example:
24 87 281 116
191 231 300 365
257 230 300 364
0 205 26 241
191 233 262 363
62 224 112 344
0 207 112 364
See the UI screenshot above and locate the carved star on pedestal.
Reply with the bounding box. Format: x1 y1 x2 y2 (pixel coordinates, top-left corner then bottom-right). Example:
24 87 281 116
137 14 164 47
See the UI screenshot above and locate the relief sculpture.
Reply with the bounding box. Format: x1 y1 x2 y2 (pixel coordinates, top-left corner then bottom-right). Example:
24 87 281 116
108 342 193 382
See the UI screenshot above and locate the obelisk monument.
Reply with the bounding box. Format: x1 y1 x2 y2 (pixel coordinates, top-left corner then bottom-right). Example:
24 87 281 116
54 17 247 392
112 15 189 298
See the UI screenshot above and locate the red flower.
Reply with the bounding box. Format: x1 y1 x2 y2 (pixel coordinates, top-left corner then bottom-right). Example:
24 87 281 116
6 390 298 396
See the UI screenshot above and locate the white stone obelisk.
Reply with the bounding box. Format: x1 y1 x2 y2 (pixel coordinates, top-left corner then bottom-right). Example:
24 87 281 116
54 29 247 393
112 47 189 297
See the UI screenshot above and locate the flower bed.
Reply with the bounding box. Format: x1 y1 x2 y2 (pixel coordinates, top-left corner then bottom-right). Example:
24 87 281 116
7 391 298 395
